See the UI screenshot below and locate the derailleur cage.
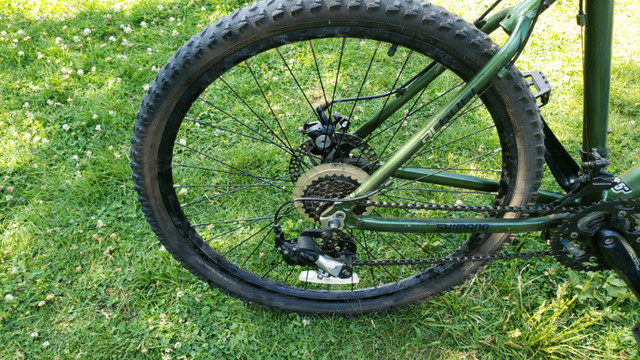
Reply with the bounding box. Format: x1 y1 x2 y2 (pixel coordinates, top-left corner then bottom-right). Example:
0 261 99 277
273 226 355 279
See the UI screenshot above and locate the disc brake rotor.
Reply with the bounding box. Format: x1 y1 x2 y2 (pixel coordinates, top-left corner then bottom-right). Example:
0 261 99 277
288 133 378 183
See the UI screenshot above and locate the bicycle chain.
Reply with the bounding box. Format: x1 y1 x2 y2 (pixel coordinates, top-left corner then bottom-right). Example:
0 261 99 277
349 200 577 266
362 200 577 215
353 250 552 266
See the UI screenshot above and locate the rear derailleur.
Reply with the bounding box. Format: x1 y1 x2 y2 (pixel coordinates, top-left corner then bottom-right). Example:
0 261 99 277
273 226 356 280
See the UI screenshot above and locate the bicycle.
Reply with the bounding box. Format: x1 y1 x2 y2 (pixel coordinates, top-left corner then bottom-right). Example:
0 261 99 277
131 0 640 340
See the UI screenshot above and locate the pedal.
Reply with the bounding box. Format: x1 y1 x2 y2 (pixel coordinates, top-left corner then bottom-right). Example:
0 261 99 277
298 270 360 285
523 71 551 108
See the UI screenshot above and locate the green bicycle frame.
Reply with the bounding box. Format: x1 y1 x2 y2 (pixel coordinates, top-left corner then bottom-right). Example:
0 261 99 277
321 0 638 235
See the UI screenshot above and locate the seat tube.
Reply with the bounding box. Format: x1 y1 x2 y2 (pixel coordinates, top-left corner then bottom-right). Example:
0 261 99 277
582 0 614 160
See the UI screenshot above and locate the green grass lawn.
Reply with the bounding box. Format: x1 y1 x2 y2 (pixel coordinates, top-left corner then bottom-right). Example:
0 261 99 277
1 0 640 358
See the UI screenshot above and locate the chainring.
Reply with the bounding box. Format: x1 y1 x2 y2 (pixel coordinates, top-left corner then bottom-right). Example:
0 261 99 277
552 199 640 271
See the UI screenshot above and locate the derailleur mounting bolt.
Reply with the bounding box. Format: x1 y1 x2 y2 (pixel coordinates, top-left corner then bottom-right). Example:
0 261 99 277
589 256 598 262
570 232 579 239
604 238 615 246
328 219 341 230
618 211 627 217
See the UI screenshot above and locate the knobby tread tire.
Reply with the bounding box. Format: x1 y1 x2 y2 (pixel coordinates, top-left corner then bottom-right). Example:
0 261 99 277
131 0 544 315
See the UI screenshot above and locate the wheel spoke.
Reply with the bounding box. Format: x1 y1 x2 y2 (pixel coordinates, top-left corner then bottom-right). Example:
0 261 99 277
218 75 299 160
308 40 329 106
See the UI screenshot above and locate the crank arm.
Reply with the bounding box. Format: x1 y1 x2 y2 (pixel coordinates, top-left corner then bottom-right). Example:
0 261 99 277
595 229 640 346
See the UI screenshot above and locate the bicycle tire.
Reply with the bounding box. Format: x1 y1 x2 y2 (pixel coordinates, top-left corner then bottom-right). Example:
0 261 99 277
131 0 545 315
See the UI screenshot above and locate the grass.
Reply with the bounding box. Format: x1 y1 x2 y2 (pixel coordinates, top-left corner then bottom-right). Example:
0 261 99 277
1 0 640 358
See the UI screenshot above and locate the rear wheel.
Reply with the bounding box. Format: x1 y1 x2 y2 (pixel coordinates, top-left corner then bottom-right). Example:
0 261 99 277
131 0 544 315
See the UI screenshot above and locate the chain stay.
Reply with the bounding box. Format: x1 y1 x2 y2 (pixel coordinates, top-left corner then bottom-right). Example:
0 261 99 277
349 200 570 266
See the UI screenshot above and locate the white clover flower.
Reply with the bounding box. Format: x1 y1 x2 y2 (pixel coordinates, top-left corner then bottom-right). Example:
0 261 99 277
18 51 24 56
201 6 206 11
108 111 116 116
95 124 102 131
140 21 147 28
169 17 175 22
157 4 163 10
17 30 25 35
47 99 54 106
86 151 92 157
72 155 79 161
97 220 105 228
5 294 14 301
1 31 7 36
92 114 99 120
30 332 38 337
142 84 150 91
23 102 30 109
42 341 50 348
174 342 182 349
62 124 70 131
83 28 91 35
178 139 187 146
171 29 179 37
73 36 80 42
37 52 44 59
108 36 116 42
77 69 84 75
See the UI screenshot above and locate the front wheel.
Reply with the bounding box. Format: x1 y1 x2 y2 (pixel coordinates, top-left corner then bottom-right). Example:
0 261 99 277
131 0 544 315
